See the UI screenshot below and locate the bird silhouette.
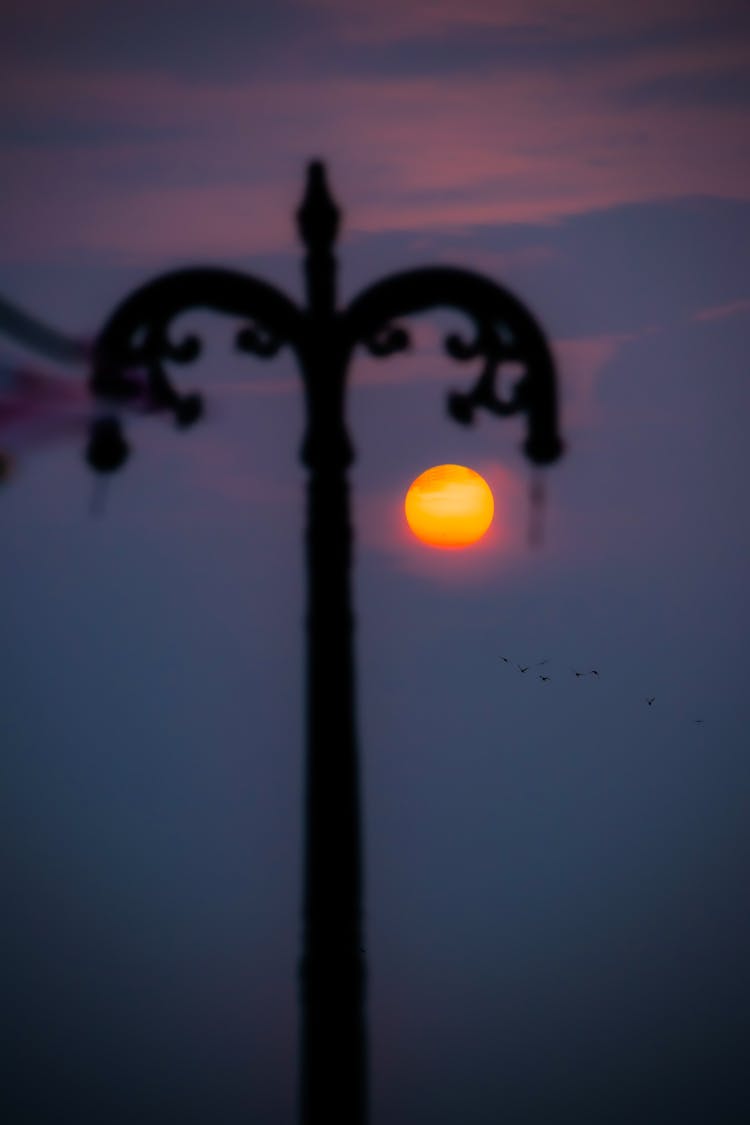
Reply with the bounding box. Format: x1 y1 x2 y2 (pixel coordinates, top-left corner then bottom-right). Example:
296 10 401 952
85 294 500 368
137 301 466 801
492 650 718 726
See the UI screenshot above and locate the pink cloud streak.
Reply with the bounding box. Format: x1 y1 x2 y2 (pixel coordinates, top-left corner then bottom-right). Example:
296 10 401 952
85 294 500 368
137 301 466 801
1 32 749 265
693 297 750 322
304 0 749 43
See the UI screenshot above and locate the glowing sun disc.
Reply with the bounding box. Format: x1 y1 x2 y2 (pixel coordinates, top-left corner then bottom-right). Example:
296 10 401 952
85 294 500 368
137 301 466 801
404 464 494 549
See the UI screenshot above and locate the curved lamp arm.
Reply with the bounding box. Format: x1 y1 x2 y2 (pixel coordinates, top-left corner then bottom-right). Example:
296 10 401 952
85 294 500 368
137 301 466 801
91 267 307 425
343 266 563 465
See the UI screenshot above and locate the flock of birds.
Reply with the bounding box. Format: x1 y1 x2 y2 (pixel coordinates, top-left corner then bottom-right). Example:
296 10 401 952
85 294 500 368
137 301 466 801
498 656 705 724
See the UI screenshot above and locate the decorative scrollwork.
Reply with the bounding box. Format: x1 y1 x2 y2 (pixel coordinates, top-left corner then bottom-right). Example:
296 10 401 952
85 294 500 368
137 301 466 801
443 322 528 425
160 327 202 366
89 319 202 444
90 268 306 451
362 322 411 358
137 322 203 414
87 171 562 478
343 266 563 464
236 322 283 358
444 330 484 362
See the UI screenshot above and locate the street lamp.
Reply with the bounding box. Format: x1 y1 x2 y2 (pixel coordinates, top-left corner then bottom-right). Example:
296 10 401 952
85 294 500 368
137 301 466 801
84 159 563 1124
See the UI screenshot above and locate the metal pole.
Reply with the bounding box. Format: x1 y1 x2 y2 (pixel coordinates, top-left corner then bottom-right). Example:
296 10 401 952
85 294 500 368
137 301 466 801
296 166 367 1123
299 461 366 1122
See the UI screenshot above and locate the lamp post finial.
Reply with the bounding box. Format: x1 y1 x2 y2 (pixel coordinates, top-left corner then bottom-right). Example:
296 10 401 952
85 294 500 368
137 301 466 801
297 159 341 253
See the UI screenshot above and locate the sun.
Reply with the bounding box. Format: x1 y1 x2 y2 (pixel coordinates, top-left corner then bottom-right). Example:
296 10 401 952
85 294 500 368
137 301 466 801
404 464 494 549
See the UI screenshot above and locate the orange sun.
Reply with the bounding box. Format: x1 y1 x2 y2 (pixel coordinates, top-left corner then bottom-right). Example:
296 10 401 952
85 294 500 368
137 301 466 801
404 464 494 549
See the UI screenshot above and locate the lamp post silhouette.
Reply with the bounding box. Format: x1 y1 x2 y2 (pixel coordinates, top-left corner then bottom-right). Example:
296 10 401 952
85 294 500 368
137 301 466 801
83 161 564 1124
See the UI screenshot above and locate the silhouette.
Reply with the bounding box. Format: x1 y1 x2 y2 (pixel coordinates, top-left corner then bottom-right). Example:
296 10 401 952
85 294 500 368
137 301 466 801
0 449 12 482
86 415 130 474
83 161 565 1125
496 654 713 729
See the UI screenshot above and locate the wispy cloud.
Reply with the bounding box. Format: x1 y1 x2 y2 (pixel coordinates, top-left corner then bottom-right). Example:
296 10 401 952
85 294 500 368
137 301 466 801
555 333 636 430
693 297 750 322
302 0 749 43
1 5 749 266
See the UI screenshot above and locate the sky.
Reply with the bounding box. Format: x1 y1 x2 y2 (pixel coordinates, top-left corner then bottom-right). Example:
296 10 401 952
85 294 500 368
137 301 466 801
2 1 750 1121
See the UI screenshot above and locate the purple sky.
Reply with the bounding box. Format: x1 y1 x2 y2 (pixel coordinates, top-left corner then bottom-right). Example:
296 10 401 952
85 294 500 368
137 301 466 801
2 2 750 1122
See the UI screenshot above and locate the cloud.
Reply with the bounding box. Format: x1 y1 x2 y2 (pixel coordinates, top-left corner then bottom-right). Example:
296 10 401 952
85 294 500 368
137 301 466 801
1 5 749 267
693 297 750 322
303 0 749 44
555 333 636 431
0 1 314 81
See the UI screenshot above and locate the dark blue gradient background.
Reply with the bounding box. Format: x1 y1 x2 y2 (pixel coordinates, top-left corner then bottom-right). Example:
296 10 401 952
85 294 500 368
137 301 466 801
2 2 749 1121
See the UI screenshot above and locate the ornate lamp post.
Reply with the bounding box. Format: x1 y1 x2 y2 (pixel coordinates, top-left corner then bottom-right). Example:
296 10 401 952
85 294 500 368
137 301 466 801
80 160 563 1123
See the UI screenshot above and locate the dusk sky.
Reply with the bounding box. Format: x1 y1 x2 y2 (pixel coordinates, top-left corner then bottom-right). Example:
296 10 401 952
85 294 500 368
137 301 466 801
2 2 750 1122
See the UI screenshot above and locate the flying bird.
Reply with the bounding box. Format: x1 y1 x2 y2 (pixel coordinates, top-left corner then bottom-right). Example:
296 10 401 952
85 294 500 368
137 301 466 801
573 669 585 678
589 670 600 678
537 659 550 666
539 675 551 682
517 665 529 673
646 697 655 706
499 656 511 664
